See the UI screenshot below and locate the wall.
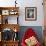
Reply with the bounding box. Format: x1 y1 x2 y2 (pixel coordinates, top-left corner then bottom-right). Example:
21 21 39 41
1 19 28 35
18 0 44 26
0 0 44 26
18 26 43 44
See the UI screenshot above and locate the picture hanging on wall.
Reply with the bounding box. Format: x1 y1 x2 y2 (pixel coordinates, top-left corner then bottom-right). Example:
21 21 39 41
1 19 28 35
25 7 37 21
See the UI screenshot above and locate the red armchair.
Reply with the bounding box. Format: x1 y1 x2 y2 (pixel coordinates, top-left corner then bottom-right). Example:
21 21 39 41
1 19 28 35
21 28 41 46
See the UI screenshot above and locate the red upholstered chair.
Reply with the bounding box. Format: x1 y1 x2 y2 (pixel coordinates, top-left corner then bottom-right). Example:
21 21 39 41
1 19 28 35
21 28 41 46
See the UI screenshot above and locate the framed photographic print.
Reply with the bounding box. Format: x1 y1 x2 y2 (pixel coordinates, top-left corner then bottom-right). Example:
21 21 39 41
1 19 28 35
25 7 37 21
2 10 9 15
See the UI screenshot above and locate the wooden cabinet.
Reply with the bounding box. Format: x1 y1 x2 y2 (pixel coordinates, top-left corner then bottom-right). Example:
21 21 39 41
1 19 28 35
0 41 19 46
0 7 19 46
2 41 19 46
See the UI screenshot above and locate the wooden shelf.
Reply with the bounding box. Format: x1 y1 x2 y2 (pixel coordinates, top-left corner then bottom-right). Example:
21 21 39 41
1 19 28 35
0 7 20 46
0 24 20 32
0 7 19 9
1 40 19 46
0 7 19 16
2 40 19 42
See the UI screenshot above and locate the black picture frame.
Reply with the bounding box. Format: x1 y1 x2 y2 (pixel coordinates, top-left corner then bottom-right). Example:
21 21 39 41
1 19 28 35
25 7 37 21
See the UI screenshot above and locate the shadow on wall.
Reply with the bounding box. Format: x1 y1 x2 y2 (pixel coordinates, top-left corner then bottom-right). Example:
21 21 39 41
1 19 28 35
18 26 44 45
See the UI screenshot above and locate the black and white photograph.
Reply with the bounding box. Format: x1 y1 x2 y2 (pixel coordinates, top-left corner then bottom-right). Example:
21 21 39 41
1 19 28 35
25 7 37 21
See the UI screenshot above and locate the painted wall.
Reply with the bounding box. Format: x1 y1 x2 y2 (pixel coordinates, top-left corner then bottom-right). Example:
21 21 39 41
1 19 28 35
0 0 44 26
